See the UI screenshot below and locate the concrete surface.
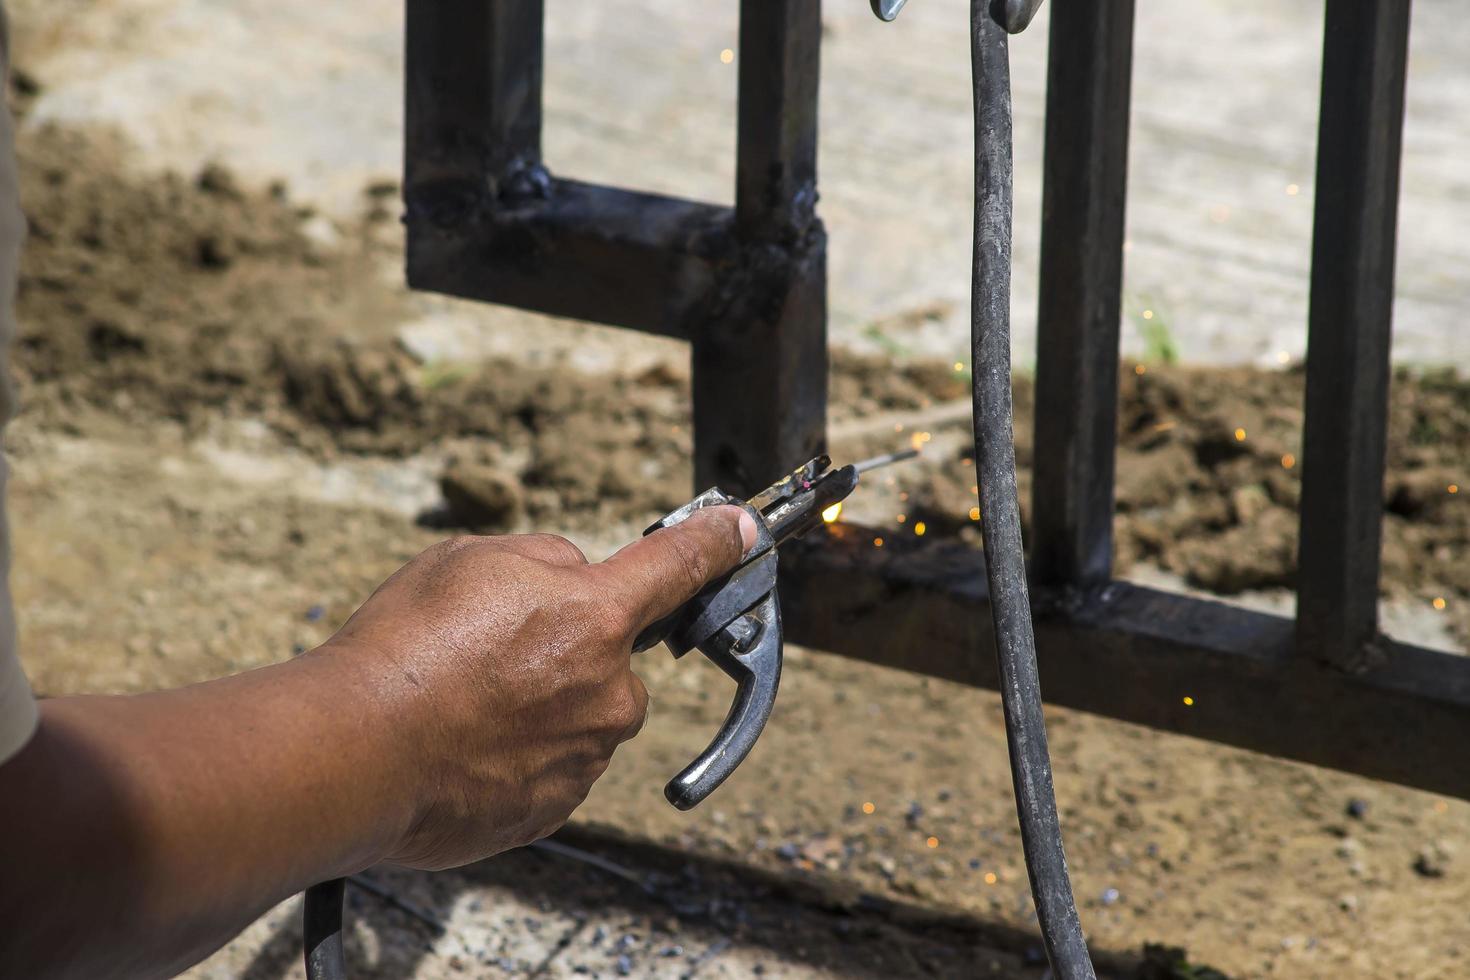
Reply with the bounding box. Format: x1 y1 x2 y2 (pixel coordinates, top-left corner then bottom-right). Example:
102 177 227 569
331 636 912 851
184 833 1061 980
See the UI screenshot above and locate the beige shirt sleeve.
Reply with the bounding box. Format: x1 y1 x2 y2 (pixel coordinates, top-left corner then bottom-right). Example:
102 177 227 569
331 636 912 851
0 0 38 766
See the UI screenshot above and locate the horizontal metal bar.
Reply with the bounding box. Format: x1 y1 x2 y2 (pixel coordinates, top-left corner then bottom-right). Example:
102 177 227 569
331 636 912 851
406 179 744 339
783 525 1470 801
1296 1 1411 673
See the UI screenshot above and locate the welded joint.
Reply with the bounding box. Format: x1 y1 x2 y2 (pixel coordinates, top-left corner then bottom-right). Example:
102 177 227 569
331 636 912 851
688 222 826 332
406 156 552 231
1314 630 1391 677
747 172 819 246
1029 580 1129 622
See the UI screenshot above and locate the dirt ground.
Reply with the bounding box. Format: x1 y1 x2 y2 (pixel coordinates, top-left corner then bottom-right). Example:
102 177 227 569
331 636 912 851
8 107 1470 980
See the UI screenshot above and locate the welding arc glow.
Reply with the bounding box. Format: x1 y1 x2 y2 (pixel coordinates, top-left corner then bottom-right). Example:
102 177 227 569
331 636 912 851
821 502 843 524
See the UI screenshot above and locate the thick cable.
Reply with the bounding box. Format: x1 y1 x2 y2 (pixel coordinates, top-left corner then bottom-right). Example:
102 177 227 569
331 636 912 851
967 4 1095 977
303 877 346 980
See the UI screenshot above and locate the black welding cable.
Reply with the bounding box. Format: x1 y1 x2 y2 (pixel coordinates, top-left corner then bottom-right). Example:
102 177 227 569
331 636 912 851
968 4 1096 978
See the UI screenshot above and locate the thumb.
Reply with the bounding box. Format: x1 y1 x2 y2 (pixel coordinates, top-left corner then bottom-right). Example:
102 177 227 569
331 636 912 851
597 505 757 634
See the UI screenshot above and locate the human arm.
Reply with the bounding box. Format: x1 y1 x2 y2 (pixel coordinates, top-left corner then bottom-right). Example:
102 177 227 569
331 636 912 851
0 507 754 980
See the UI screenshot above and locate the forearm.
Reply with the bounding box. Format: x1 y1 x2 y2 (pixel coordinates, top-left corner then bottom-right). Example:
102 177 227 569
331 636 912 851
0 644 427 980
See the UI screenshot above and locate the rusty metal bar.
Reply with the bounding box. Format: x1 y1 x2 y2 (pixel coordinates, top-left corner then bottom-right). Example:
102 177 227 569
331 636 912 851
1030 0 1136 590
692 0 828 495
1296 1 1410 672
783 528 1470 801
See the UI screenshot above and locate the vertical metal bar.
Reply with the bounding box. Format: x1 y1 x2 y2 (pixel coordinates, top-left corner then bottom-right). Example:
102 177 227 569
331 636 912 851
1029 0 1136 590
734 0 821 242
693 0 827 495
404 0 545 216
1296 1 1410 672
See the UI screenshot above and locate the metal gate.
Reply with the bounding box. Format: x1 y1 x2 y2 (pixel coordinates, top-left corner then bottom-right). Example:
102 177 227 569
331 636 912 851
403 2 1469 802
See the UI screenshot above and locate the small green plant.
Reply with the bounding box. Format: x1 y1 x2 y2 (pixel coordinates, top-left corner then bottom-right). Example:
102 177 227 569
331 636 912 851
861 323 914 359
420 360 470 391
1135 299 1179 365
1140 319 1179 365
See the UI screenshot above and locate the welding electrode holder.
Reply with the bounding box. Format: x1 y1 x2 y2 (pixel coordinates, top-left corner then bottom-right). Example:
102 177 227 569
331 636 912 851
304 458 857 980
632 456 858 810
631 490 780 809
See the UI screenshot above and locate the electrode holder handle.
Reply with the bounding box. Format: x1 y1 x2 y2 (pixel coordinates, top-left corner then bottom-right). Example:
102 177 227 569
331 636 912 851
632 490 781 809
631 456 857 810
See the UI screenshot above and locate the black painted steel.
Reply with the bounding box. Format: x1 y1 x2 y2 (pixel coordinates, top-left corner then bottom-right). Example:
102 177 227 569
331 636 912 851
781 531 1470 802
1297 1 1411 673
693 0 827 496
1030 0 1136 590
404 0 545 206
736 1 821 244
408 177 731 340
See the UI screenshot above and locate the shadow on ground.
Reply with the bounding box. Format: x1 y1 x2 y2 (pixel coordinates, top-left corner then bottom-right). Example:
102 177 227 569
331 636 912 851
236 825 1152 980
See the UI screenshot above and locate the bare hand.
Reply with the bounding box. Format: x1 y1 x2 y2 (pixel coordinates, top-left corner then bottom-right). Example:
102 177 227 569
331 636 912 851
321 506 755 870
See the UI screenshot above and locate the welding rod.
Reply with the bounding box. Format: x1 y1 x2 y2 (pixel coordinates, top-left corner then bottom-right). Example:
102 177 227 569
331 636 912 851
851 448 921 474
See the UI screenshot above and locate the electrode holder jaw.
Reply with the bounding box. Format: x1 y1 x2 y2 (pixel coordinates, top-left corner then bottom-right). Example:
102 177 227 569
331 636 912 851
632 456 857 810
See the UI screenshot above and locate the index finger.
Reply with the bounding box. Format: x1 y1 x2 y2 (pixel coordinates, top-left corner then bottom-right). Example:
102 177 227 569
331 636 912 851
595 505 757 634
